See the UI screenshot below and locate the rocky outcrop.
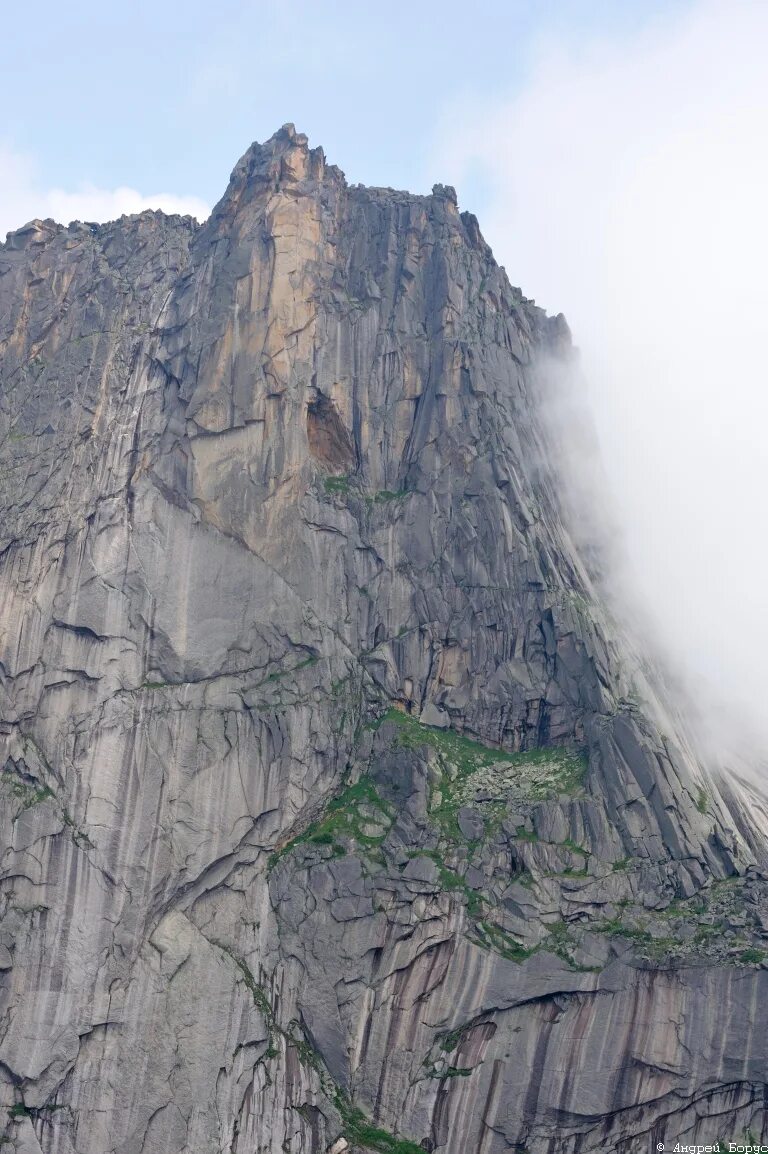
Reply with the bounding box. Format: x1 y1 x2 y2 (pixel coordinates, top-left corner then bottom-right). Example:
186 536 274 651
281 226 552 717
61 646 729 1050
1 124 767 1154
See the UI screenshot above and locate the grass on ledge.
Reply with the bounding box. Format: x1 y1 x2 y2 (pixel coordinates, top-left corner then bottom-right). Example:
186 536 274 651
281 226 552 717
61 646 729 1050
268 776 393 871
364 489 410 506
381 707 587 840
382 706 516 770
324 475 352 494
333 1096 424 1154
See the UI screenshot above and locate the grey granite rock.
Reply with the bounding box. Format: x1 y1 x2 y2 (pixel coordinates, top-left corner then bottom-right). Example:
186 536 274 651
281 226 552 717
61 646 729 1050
420 704 450 729
0 124 767 1153
457 807 485 841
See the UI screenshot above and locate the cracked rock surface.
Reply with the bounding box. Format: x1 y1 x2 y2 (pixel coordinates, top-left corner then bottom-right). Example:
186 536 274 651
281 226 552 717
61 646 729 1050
1 124 767 1153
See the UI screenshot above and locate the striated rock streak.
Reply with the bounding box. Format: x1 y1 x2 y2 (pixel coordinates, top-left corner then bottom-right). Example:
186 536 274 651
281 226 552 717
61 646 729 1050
0 124 767 1154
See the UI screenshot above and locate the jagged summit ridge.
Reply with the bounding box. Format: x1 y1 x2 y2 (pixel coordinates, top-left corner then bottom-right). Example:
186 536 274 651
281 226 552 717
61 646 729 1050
0 130 767 1154
221 121 460 204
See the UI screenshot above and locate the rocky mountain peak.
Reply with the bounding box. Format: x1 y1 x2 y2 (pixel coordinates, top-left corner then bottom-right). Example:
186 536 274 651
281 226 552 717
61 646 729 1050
1 130 767 1154
207 123 334 230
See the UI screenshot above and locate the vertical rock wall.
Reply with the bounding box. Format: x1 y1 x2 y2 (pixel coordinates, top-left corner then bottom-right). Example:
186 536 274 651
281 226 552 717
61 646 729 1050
1 126 767 1154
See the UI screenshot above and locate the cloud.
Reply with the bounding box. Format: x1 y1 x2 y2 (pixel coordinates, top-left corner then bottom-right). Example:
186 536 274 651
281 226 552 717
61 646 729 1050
433 0 768 755
0 144 210 239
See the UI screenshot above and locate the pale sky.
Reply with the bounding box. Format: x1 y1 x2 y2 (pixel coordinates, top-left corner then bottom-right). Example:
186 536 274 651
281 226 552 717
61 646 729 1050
1 0 683 229
3 0 767 758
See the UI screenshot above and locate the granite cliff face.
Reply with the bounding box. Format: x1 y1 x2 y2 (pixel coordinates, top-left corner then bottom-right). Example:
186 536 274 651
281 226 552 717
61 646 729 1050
1 125 768 1154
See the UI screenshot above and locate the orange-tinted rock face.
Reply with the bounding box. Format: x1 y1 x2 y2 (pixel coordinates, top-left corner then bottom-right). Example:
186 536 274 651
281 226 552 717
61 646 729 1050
1 127 767 1154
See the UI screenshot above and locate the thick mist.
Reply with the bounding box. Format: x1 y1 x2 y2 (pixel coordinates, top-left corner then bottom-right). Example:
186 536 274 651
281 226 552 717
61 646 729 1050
435 0 768 764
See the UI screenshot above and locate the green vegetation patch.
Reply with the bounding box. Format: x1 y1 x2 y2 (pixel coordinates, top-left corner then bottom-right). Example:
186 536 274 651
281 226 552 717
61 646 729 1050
217 944 272 1019
439 1026 468 1053
324 475 352 494
382 707 586 840
2 776 55 814
542 919 600 969
384 707 515 770
412 851 486 917
269 776 393 871
595 915 677 960
365 489 410 506
62 808 93 849
333 1096 424 1154
592 876 768 967
0 770 96 855
469 921 536 963
467 915 601 972
323 473 412 508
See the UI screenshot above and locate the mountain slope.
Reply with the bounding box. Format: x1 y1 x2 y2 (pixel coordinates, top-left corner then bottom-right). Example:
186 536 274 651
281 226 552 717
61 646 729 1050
1 124 767 1154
